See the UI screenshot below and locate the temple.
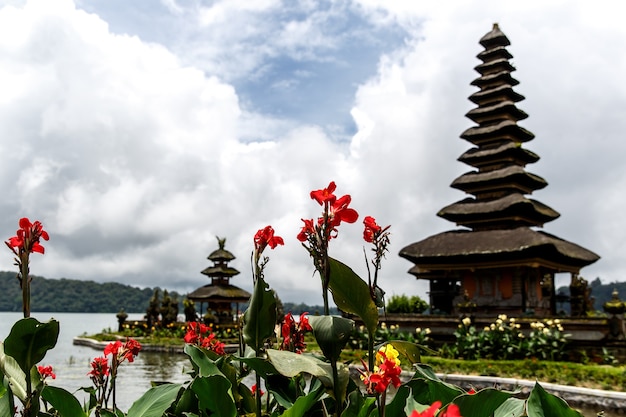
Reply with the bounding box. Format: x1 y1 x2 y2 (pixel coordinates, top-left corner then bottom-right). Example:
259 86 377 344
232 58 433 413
399 24 600 317
187 237 250 323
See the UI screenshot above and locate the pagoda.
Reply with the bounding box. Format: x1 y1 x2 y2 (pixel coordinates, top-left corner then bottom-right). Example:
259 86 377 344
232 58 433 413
399 24 599 317
187 237 250 323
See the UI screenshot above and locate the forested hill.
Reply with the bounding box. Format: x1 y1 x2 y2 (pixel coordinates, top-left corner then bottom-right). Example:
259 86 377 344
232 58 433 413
0 271 183 313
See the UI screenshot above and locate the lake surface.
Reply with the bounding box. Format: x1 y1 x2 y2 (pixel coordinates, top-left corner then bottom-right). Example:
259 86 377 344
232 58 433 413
0 312 189 411
0 312 619 416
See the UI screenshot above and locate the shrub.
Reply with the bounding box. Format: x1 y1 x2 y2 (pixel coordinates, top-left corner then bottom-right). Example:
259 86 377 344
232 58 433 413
386 294 428 314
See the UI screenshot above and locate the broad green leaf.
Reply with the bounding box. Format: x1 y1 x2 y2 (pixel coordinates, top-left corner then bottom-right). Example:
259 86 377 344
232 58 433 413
308 315 354 363
527 382 583 417
235 356 278 379
266 349 330 379
243 276 277 352
4 318 59 376
184 344 224 378
494 397 526 417
0 342 27 401
385 340 422 364
453 388 513 417
280 383 325 417
191 375 237 417
342 390 377 417
41 385 88 417
0 388 14 417
173 387 199 415
328 258 379 335
126 383 183 417
266 349 350 401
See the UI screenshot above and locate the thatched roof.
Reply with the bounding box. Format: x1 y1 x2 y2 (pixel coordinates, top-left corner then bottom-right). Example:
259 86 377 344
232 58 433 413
399 227 600 274
438 193 559 228
187 283 251 302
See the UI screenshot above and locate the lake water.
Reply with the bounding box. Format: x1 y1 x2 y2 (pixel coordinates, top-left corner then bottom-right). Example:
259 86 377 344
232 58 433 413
0 312 190 411
0 312 619 416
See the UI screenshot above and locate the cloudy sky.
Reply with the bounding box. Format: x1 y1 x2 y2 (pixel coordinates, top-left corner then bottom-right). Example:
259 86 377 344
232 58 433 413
0 0 624 306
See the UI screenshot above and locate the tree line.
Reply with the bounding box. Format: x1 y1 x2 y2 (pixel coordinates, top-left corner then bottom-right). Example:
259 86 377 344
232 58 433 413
0 271 183 313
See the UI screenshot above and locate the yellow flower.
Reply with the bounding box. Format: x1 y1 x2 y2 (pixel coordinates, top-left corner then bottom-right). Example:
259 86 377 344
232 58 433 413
462 317 471 326
376 344 401 366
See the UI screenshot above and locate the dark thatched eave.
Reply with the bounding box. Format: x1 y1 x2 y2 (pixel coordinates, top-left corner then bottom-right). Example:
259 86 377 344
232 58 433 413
208 248 236 262
451 165 547 194
399 227 600 273
438 193 560 227
201 266 240 277
187 284 251 302
459 143 539 168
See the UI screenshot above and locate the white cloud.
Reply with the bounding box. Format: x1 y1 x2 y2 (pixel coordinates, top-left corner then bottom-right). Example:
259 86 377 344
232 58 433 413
1 0 625 308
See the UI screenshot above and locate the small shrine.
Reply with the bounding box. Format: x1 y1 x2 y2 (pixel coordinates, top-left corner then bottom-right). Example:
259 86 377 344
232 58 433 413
187 237 250 323
399 24 600 317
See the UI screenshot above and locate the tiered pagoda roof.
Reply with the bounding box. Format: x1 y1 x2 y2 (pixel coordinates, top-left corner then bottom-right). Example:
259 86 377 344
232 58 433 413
400 24 599 275
188 237 250 304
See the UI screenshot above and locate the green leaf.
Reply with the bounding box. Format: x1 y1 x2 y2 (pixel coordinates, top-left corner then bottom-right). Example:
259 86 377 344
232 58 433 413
243 276 277 352
494 397 526 417
280 383 325 417
342 390 377 417
235 356 278 379
308 315 354 363
0 342 27 401
126 383 183 417
184 344 224 378
0 386 14 417
266 349 332 379
191 375 237 417
527 382 583 417
41 385 88 417
4 318 59 376
385 340 422 364
328 258 379 335
453 388 513 417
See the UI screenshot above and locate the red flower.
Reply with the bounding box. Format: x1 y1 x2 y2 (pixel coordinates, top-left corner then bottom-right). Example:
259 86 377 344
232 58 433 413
104 340 123 356
123 338 142 362
409 402 442 417
281 312 312 353
88 356 110 379
441 404 462 417
183 321 225 355
409 403 463 417
37 365 56 380
6 217 49 254
310 181 337 205
296 218 316 242
251 383 265 396
328 195 358 228
104 338 141 363
363 216 382 243
254 225 284 253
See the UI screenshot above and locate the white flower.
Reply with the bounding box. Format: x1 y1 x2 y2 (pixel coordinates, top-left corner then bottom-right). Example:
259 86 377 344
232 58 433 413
415 327 422 334
462 317 472 326
498 314 508 321
484 326 490 332
425 328 431 334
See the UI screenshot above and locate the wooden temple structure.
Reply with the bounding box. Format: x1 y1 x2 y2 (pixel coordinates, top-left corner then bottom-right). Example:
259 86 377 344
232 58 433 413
187 237 250 323
399 24 600 317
